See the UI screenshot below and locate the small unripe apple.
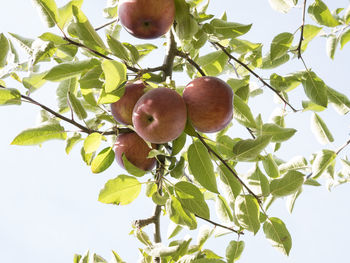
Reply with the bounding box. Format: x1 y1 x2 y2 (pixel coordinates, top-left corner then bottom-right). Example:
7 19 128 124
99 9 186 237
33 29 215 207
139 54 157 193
132 87 187 144
114 132 157 171
118 0 175 39
110 81 146 125
183 76 233 133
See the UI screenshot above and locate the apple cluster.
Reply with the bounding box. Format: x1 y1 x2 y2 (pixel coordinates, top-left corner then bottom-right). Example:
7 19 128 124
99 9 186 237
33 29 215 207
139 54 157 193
111 0 234 171
111 77 233 171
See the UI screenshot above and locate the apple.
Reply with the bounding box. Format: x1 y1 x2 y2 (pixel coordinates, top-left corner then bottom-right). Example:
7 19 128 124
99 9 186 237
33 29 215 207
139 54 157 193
118 0 175 39
183 76 233 133
132 87 187 143
110 81 146 125
114 132 157 171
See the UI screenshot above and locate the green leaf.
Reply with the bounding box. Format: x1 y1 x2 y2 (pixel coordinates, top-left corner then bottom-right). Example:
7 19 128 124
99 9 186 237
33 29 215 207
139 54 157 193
93 254 107 263
235 195 260 234
172 132 187 156
210 19 252 39
57 0 83 29
215 195 233 223
107 35 131 62
301 71 328 107
44 59 100 81
22 72 47 92
152 191 169 206
11 122 66 145
166 196 197 230
340 29 350 49
170 157 185 179
216 135 239 159
197 225 213 248
268 0 294 13
167 221 183 239
98 175 142 205
312 149 336 178
270 32 294 60
175 181 210 219
279 156 308 174
32 0 59 28
311 113 334 144
229 39 261 54
218 164 242 199
0 33 9 67
197 51 228 76
174 0 199 40
71 5 107 52
122 154 147 177
302 100 326 112
270 73 301 92
298 24 323 53
83 132 102 154
8 33 34 55
188 141 218 193
0 88 21 106
111 251 126 263
260 123 296 143
327 87 350 115
270 170 304 197
56 77 78 113
246 164 270 197
232 136 272 162
101 59 127 93
308 0 340 27
65 133 82 154
226 240 245 263
326 34 337 59
263 217 292 255
261 53 290 69
287 187 302 213
233 95 256 128
68 91 87 120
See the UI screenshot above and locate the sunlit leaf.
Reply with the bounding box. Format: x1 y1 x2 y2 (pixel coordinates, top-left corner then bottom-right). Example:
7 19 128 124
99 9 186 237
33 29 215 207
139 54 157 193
312 149 336 178
232 136 272 162
311 113 334 144
32 0 59 28
0 88 21 106
308 0 341 27
270 32 293 60
11 122 67 145
235 195 260 234
98 175 142 205
263 217 292 255
0 33 9 67
188 141 218 193
270 170 304 197
226 240 245 263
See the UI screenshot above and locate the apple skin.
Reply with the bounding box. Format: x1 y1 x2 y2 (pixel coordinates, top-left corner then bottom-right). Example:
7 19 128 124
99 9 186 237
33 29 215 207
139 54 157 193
114 132 157 171
118 0 175 39
110 81 146 125
132 87 187 144
183 76 233 133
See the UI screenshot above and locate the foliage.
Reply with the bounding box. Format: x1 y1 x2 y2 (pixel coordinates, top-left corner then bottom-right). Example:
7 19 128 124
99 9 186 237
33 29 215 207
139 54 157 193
1 0 350 262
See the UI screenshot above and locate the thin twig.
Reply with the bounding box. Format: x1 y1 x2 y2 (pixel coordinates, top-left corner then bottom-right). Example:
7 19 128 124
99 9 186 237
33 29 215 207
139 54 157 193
0 85 130 135
195 214 243 234
296 0 308 59
212 41 298 112
196 132 261 202
175 50 206 77
95 18 119 31
336 138 350 155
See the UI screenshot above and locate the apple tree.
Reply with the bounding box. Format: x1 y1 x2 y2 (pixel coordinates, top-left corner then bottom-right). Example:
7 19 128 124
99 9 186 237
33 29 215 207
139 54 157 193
1 0 350 262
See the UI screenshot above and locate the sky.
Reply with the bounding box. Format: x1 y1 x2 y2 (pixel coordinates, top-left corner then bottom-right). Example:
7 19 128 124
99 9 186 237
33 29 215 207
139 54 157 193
0 0 350 262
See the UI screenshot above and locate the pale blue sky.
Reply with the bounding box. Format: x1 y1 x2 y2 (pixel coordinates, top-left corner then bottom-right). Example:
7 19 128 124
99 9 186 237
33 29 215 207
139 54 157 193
0 1 350 262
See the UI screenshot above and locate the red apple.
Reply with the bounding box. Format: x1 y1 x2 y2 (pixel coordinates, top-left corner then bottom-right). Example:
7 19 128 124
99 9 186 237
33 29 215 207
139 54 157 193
114 132 157 171
110 81 146 125
118 0 175 39
183 76 233 133
132 87 187 143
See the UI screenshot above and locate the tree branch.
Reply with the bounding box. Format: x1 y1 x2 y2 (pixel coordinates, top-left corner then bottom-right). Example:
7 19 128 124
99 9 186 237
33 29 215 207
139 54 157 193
196 132 261 202
195 214 243 235
211 41 298 112
175 50 206 77
296 0 307 59
95 18 119 31
162 30 177 81
336 138 350 155
0 85 130 136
